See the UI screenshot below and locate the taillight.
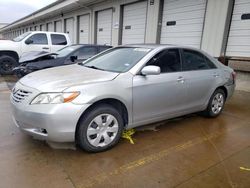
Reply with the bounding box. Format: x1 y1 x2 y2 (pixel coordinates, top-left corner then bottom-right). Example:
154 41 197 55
232 71 236 84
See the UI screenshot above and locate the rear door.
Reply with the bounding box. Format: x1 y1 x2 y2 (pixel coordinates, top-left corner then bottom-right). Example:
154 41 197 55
180 49 218 110
21 33 51 55
133 49 186 124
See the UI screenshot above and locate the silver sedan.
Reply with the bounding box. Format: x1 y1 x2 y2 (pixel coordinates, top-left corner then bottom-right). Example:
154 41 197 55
11 45 235 152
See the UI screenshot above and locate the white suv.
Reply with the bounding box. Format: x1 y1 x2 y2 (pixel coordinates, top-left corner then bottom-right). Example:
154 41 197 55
0 31 71 74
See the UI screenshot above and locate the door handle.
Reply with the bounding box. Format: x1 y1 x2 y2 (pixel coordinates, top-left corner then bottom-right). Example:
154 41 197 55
177 77 185 83
42 47 49 50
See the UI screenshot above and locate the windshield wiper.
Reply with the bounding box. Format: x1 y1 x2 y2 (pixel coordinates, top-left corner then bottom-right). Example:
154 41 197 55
84 65 105 71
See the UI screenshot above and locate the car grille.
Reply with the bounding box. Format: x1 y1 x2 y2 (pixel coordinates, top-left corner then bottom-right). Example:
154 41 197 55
12 89 32 103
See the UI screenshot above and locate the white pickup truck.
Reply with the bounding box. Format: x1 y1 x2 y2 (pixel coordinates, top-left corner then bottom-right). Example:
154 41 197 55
0 31 71 74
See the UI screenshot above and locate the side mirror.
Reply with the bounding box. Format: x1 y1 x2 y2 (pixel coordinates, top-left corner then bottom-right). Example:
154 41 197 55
70 56 78 62
141 65 161 76
25 38 33 45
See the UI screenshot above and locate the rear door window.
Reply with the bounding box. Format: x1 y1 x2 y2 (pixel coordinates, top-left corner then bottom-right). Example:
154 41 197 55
182 50 216 71
147 49 181 73
51 34 67 45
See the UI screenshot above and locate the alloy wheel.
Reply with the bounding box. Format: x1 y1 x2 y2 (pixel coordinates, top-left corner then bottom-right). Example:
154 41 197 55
211 93 224 114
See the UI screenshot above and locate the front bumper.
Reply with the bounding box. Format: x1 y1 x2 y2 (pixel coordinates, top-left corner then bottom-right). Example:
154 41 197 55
13 66 32 78
10 83 90 142
11 101 90 142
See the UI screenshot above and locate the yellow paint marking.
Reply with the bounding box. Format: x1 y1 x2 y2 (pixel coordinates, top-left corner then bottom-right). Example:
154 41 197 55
122 129 136 144
240 167 250 171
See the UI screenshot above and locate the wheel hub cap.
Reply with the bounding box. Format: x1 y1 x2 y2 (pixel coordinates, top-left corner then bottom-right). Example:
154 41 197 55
87 114 119 147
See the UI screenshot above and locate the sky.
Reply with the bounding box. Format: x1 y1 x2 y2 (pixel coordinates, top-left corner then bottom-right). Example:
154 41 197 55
0 0 57 23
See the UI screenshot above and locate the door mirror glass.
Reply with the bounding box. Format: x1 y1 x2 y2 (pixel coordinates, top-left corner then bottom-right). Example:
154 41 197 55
25 38 33 45
141 66 160 76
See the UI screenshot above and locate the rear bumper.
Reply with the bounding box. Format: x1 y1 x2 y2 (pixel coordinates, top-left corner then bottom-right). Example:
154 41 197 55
225 83 235 99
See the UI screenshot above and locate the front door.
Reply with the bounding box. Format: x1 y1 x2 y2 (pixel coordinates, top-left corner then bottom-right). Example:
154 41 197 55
132 49 186 124
21 33 51 55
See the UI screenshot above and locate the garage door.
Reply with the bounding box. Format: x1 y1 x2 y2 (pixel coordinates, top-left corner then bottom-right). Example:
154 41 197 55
160 0 207 48
78 14 90 44
40 24 46 31
55 21 62 32
226 0 250 57
65 18 75 43
122 1 147 44
47 23 53 31
96 9 113 45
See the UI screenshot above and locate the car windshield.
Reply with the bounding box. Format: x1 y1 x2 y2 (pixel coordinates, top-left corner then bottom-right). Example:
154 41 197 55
56 45 81 58
81 47 151 73
12 32 31 42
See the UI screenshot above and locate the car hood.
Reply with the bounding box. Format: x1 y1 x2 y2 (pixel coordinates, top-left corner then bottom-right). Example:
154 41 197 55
26 58 62 69
19 64 119 92
0 40 18 49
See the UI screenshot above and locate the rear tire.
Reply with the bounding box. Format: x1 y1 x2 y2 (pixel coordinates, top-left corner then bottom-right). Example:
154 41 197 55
202 89 226 118
76 104 124 153
0 55 18 75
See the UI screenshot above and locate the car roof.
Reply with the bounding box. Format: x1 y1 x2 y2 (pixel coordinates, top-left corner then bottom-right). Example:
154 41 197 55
76 44 113 47
28 31 67 35
122 44 177 49
121 44 201 51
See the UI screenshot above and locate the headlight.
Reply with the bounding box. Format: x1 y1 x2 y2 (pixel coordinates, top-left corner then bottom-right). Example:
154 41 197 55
31 92 80 105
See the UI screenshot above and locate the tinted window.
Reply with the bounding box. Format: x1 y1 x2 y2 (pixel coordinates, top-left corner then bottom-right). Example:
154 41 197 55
26 34 48 45
99 46 111 53
147 49 181 73
75 47 97 60
57 45 81 58
51 34 67 45
182 50 215 71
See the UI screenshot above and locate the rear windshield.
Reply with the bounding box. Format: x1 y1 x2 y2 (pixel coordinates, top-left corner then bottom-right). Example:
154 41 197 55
81 47 151 73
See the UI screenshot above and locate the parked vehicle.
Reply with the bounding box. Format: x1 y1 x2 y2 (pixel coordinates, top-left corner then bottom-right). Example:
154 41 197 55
0 31 71 75
11 45 236 152
13 44 112 78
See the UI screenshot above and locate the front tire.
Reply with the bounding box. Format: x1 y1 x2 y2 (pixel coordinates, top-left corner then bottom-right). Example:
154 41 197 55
76 105 124 152
0 55 18 75
203 89 226 117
